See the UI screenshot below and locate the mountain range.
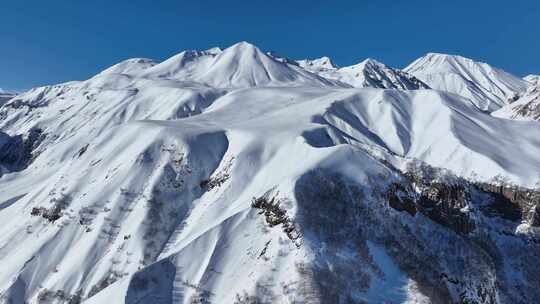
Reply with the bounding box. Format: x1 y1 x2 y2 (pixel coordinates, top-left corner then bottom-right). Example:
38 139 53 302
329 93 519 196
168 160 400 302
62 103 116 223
0 42 539 304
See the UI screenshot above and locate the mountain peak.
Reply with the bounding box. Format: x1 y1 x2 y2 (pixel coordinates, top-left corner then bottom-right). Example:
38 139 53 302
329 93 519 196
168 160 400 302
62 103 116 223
3 41 540 304
226 41 261 52
133 41 341 88
215 41 270 62
405 52 528 111
424 52 456 58
524 74 540 86
296 56 337 72
407 53 481 73
357 57 385 68
204 47 222 55
301 57 428 90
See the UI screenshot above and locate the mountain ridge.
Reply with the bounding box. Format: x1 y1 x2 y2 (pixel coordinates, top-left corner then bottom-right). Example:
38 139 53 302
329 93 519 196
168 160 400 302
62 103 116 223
404 52 528 112
0 41 539 304
296 56 429 90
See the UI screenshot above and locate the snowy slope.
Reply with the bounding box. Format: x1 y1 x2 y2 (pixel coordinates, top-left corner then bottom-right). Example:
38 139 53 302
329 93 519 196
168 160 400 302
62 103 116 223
405 53 528 112
298 57 429 90
0 43 540 304
99 58 158 75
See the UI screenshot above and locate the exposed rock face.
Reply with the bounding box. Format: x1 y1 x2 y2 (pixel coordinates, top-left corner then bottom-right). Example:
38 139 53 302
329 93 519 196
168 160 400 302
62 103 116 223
492 84 540 121
2 44 540 303
386 161 540 235
416 182 475 234
0 127 45 173
386 165 475 235
251 191 302 248
531 206 540 227
295 169 500 304
476 182 540 226
301 57 430 90
378 161 540 303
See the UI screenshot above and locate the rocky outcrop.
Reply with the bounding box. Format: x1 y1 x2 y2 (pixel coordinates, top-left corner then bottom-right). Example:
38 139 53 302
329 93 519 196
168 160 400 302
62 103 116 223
251 190 302 248
386 172 475 235
386 161 540 235
0 127 45 173
476 182 540 226
294 169 500 304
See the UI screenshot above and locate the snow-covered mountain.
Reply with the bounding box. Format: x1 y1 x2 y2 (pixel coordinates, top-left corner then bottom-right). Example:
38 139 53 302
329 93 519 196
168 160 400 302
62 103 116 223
405 53 528 112
490 75 540 121
298 57 429 90
493 82 540 121
99 42 344 89
296 56 338 73
1 42 540 304
524 74 540 87
99 58 158 75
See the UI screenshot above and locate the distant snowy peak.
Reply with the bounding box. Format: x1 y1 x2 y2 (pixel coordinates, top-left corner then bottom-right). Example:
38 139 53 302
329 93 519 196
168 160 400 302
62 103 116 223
405 53 527 111
493 83 540 121
296 56 338 72
132 41 343 88
139 49 219 79
204 46 223 55
524 74 540 87
308 57 429 90
266 51 299 66
99 58 158 75
4 41 540 304
92 43 431 90
99 47 223 77
186 41 342 87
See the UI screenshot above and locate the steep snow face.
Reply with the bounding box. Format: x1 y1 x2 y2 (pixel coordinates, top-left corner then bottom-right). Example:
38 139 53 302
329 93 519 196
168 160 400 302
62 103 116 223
493 83 540 121
1 43 540 304
311 58 429 90
405 53 528 112
319 89 540 184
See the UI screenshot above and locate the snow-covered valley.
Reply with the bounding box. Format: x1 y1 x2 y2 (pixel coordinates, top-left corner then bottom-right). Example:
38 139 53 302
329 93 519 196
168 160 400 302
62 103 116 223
0 42 539 304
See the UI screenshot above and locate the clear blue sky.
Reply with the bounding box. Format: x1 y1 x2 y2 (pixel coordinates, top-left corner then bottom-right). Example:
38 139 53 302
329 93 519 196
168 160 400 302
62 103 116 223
1 0 539 91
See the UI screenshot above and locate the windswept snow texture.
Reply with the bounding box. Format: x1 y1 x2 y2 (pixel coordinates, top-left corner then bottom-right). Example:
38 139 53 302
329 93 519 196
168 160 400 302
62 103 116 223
405 53 528 112
0 42 540 304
